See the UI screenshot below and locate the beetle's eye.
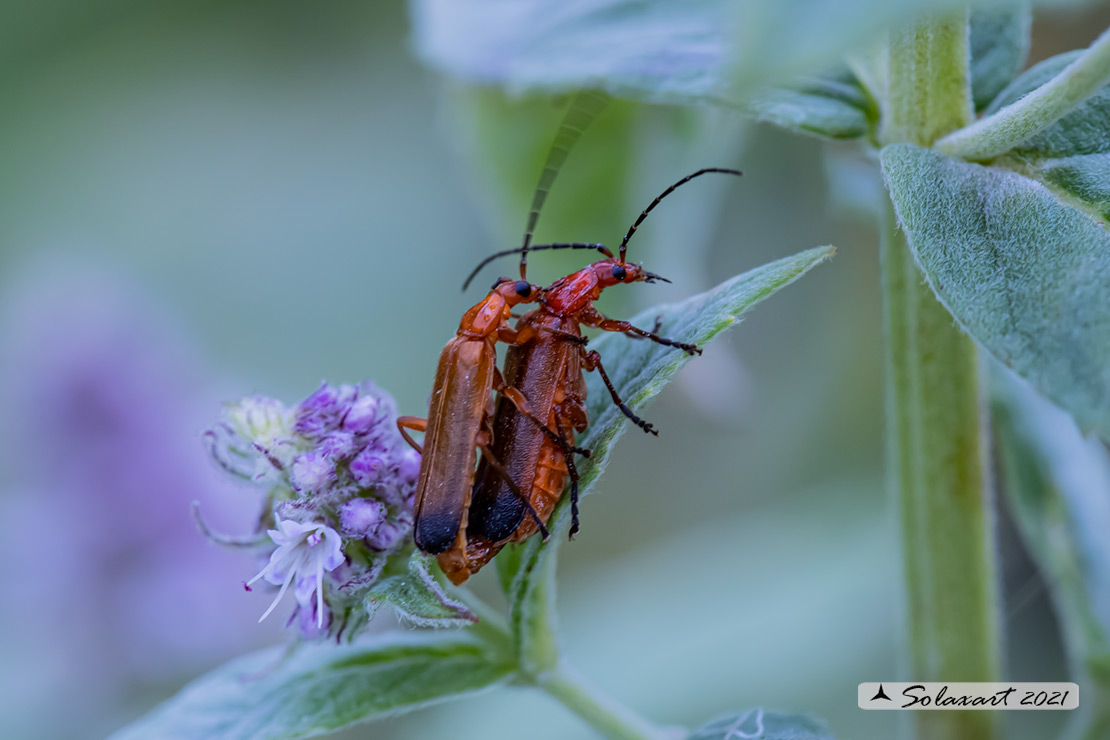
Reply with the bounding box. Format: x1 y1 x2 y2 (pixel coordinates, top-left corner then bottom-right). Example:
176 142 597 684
514 280 532 297
611 264 627 281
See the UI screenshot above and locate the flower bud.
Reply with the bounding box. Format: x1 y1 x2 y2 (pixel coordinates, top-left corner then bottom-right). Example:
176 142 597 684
290 452 335 494
293 383 349 440
343 395 380 434
338 499 386 538
398 448 420 486
350 446 389 488
295 600 332 639
227 395 293 447
318 431 356 460
366 517 408 553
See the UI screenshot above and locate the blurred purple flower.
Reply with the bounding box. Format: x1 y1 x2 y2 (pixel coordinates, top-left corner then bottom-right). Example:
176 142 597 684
0 257 269 737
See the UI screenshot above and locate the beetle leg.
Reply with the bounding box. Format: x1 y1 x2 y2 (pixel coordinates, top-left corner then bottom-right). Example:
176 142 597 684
476 442 550 541
543 328 589 345
512 323 587 345
624 313 665 340
580 307 701 355
553 416 582 539
396 416 426 454
582 349 659 436
621 321 699 355
500 322 541 345
496 382 591 459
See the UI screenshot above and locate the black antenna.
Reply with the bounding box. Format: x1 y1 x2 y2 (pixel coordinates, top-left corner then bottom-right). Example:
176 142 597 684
462 242 612 292
618 168 743 263
518 90 610 279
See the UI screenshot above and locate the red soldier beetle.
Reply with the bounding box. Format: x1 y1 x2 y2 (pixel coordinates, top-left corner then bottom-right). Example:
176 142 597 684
396 277 542 576
398 93 611 581
455 167 743 581
397 276 599 579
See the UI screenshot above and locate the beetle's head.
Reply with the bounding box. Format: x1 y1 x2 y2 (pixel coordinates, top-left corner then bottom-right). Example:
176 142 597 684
490 276 542 306
591 259 670 289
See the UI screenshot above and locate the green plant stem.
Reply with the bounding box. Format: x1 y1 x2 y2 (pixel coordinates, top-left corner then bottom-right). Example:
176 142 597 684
533 662 680 740
457 588 515 656
882 14 1001 740
510 528 676 740
936 25 1110 160
513 536 560 676
884 16 972 146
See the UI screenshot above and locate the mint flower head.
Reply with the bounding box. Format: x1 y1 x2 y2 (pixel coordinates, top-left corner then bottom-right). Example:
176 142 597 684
204 380 418 640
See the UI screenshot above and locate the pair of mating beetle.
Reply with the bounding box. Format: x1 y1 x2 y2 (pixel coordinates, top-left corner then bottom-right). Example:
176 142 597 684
398 103 741 585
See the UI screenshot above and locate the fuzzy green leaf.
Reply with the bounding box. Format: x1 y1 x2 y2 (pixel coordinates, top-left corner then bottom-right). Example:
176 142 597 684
689 708 837 740
970 6 1031 111
107 631 515 740
410 0 1044 107
881 143 1110 437
987 50 1110 158
412 0 735 106
743 74 872 140
365 552 478 627
986 51 1078 116
1028 153 1110 220
991 369 1110 708
977 48 1110 217
500 246 836 673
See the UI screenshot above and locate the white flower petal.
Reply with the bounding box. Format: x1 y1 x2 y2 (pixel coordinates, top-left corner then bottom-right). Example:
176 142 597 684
294 574 318 608
278 519 312 539
248 518 345 628
315 560 325 628
320 529 345 570
257 568 296 623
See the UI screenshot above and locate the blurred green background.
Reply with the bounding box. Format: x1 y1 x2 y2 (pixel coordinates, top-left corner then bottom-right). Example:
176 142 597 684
1 2 1107 739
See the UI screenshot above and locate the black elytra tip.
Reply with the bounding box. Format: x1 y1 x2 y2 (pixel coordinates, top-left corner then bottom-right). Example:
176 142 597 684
413 512 461 555
467 492 526 542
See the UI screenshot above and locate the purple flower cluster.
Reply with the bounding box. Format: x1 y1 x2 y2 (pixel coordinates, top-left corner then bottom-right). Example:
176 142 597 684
206 380 419 640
